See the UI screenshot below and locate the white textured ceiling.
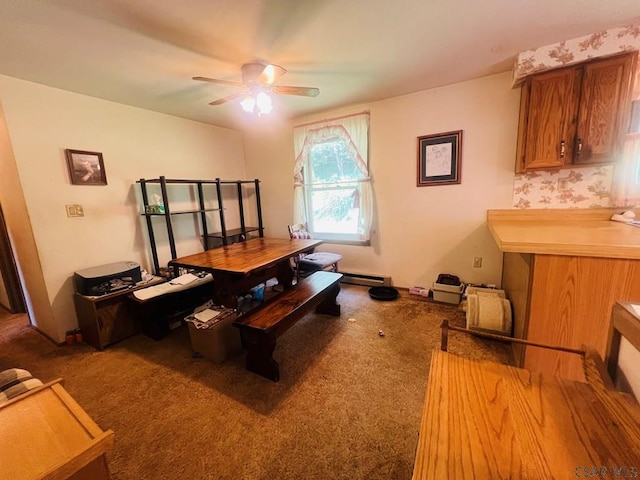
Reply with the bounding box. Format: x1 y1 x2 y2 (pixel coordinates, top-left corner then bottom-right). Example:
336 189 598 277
1 0 639 130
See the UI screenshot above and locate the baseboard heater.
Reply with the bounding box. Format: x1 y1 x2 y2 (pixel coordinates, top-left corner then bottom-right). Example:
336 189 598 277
339 271 391 287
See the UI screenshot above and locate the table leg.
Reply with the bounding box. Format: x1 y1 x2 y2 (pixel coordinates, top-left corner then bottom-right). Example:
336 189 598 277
275 260 295 290
212 273 238 309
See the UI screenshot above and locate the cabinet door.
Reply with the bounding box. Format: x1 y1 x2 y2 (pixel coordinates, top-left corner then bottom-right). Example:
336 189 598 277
574 52 637 165
96 296 140 348
522 68 582 170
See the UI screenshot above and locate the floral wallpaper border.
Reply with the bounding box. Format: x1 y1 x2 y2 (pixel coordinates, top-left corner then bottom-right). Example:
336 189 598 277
512 23 640 86
513 166 614 209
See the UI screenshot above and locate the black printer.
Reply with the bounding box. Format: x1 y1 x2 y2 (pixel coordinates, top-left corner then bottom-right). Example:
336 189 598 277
74 261 142 296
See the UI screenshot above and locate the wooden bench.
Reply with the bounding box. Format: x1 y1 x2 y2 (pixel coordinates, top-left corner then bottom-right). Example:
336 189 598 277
233 271 342 381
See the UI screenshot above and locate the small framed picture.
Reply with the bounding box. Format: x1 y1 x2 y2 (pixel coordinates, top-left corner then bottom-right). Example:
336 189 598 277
65 149 107 185
417 130 462 187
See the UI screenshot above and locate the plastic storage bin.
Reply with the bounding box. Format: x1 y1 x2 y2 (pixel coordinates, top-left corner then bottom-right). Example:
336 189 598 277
432 281 464 304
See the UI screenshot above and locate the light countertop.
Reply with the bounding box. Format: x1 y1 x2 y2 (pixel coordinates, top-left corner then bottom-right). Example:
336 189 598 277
411 350 640 479
487 208 640 259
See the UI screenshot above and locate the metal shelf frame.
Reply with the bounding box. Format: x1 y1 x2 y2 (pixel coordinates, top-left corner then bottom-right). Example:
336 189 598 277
137 176 264 275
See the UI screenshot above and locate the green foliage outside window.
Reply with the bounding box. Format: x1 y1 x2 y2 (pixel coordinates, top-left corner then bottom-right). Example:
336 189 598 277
309 139 361 183
307 138 363 230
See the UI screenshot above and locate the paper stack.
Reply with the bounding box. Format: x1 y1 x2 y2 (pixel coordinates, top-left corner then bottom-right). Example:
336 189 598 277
185 300 234 329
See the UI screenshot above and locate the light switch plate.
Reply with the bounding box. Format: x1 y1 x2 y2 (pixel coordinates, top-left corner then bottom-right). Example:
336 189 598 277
66 204 84 217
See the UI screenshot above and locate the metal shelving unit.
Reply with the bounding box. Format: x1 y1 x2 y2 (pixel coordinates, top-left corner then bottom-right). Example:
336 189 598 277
137 176 264 274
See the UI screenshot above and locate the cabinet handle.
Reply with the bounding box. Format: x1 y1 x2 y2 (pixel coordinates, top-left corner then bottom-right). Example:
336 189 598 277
560 140 566 158
576 138 582 156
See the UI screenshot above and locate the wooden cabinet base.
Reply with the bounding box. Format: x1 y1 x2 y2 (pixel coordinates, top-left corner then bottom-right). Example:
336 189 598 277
503 253 640 381
0 378 114 480
73 278 164 350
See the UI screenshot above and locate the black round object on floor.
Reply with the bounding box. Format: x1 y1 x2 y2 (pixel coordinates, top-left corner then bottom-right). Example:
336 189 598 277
368 286 399 301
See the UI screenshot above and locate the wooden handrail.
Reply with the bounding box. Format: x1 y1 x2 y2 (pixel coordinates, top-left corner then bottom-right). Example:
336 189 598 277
440 320 623 388
440 320 585 355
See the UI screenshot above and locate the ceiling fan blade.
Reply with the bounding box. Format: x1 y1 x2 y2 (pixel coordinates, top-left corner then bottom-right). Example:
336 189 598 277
209 91 247 106
193 76 244 88
271 85 320 97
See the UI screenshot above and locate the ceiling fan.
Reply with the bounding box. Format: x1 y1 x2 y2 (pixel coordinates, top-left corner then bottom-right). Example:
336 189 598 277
193 63 320 112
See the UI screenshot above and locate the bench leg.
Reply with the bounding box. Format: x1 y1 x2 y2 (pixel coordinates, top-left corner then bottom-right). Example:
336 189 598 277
244 331 280 382
315 282 341 316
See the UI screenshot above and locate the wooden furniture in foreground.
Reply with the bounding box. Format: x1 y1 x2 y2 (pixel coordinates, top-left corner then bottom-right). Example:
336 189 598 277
233 271 342 381
487 208 640 381
0 378 114 480
413 322 640 480
168 237 322 308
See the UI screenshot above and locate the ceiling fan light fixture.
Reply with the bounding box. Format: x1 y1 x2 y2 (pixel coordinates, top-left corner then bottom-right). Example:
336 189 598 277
240 95 256 113
256 91 272 114
240 91 272 115
194 62 318 113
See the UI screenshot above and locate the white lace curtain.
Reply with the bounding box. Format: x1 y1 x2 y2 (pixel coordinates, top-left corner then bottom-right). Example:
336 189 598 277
612 132 640 207
293 112 372 242
612 70 640 208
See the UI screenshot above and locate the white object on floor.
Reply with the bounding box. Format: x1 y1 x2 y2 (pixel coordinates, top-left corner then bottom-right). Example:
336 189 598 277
466 288 512 335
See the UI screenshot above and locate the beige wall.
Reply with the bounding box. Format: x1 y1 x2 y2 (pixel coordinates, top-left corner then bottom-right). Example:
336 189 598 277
244 72 520 289
0 75 245 342
0 102 56 336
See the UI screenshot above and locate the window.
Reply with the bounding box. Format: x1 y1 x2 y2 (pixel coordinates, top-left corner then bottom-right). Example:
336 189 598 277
612 89 640 207
612 133 640 207
304 139 363 240
293 112 372 244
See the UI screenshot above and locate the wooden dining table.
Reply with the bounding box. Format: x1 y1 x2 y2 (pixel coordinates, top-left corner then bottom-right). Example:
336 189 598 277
412 350 640 480
168 237 322 308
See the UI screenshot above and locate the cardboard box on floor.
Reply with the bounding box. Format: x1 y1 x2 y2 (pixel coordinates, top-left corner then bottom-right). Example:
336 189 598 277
187 314 242 363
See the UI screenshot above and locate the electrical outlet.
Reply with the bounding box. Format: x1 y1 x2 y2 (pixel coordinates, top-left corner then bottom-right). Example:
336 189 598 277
473 256 482 268
66 204 84 217
558 177 571 191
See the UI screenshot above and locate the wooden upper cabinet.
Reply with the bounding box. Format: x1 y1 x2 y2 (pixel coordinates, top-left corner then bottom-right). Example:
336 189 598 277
574 53 636 164
520 68 582 170
516 51 637 172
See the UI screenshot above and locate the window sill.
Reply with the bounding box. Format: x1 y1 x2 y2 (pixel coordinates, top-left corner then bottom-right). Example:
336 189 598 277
316 238 370 247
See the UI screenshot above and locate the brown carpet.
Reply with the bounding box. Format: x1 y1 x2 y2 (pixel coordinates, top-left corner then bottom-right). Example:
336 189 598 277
0 285 512 480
